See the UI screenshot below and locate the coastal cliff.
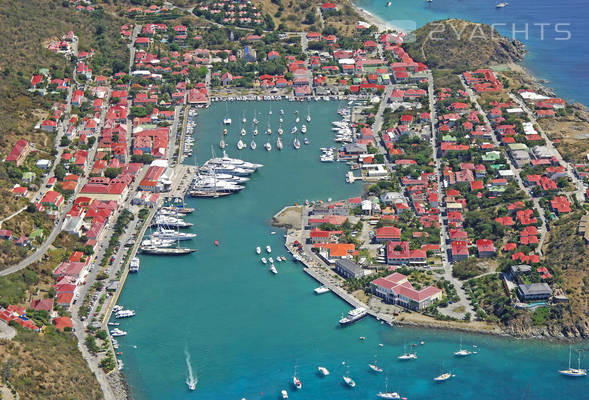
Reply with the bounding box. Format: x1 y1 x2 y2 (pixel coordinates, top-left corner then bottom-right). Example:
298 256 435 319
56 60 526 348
405 19 526 71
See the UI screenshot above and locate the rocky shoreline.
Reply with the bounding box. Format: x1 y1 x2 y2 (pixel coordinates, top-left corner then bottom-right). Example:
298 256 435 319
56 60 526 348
108 371 131 400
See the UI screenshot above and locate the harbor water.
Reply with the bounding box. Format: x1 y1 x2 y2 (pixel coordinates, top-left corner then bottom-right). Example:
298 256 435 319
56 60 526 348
355 0 589 106
116 101 587 399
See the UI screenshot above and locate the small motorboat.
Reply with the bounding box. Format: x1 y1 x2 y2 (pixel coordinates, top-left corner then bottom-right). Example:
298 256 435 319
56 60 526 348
266 245 272 253
241 128 246 136
281 389 288 399
270 265 278 274
250 140 257 150
264 141 272 151
342 376 356 388
269 257 274 263
237 140 245 150
434 372 454 382
303 138 310 145
261 257 267 264
293 138 301 149
317 366 330 376
256 247 261 254
219 139 226 149
293 376 302 390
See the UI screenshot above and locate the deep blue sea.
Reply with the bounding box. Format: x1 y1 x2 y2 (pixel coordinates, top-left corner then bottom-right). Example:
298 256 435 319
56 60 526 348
115 101 588 400
355 0 589 106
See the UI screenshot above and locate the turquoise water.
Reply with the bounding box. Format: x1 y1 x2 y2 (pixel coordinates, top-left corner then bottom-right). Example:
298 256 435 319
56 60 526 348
116 102 587 399
355 0 589 106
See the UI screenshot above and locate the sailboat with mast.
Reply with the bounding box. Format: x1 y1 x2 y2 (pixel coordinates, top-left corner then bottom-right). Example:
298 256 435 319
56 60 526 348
434 362 454 382
342 362 356 388
454 337 472 357
223 103 231 125
397 344 417 360
559 346 587 377
276 136 283 150
306 106 311 122
293 366 302 390
368 354 383 373
185 349 197 391
376 377 403 399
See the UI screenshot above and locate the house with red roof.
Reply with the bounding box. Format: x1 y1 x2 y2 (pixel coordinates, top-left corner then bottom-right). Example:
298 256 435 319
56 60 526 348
320 3 338 12
374 226 401 243
53 316 73 331
309 228 342 244
40 191 64 210
370 272 442 311
386 241 426 265
476 239 496 258
30 298 54 312
5 140 31 166
451 241 469 261
550 196 571 214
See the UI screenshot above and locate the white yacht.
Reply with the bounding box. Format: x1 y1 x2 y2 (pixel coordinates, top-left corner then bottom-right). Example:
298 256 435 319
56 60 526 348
301 124 307 134
314 286 330 294
264 141 272 151
250 139 257 150
317 366 330 376
293 375 302 390
223 117 232 125
129 257 140 273
111 328 127 337
269 257 274 263
237 140 245 150
291 126 297 134
276 137 283 150
261 257 267 264
434 372 454 382
295 117 300 123
152 229 196 241
115 310 135 319
256 246 261 254
241 128 246 136
496 2 508 7
277 126 283 135
369 355 383 373
223 128 228 135
339 308 367 325
397 345 417 360
266 245 272 253
219 139 226 149
559 346 587 377
303 138 310 145
293 138 301 149
454 339 472 357
281 389 288 399
270 265 278 274
253 128 259 136
342 375 355 388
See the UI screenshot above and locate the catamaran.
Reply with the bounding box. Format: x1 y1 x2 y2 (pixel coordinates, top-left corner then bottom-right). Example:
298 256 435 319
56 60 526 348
376 377 403 399
397 344 418 360
454 338 472 357
559 346 587 377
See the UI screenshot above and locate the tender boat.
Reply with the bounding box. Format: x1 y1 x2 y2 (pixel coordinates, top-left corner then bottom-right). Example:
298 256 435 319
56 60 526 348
318 366 330 376
339 307 367 325
314 286 330 294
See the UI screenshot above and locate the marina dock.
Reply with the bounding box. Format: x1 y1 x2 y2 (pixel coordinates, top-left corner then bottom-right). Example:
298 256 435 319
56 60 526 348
283 228 395 326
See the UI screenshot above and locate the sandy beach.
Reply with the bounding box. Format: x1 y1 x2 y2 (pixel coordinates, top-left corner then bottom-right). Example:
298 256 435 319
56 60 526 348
348 0 407 33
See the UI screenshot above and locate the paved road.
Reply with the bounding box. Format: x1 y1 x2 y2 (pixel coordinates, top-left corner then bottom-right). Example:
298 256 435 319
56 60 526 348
460 76 548 254
426 72 475 319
